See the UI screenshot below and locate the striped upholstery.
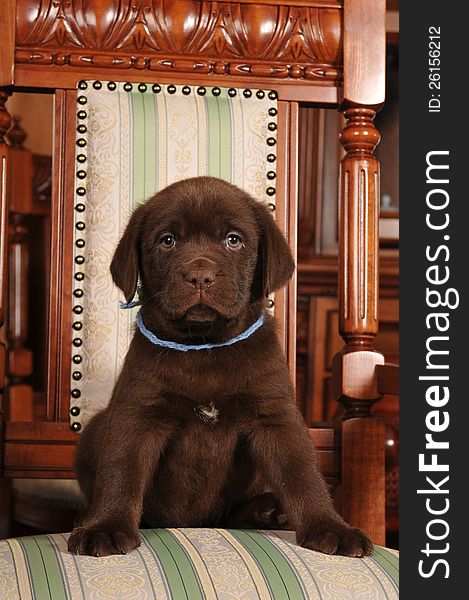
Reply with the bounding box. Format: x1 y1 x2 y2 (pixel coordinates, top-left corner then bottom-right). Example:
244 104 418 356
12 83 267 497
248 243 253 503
71 82 278 429
0 529 399 599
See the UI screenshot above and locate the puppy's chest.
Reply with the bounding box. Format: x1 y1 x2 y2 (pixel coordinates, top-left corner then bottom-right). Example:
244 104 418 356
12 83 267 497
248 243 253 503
164 420 238 478
160 367 255 424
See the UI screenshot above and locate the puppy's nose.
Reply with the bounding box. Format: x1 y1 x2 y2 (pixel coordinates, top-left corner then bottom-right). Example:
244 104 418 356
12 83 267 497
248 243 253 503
185 269 216 289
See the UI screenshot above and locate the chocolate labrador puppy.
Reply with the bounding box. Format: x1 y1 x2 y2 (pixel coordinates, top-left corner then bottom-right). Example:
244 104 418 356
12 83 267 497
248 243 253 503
68 176 372 558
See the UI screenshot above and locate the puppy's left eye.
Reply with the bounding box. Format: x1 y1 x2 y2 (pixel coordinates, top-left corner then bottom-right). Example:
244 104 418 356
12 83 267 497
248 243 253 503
225 232 243 249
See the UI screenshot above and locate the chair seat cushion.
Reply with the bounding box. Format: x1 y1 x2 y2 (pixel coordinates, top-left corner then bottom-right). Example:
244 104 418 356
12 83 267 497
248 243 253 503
0 528 398 599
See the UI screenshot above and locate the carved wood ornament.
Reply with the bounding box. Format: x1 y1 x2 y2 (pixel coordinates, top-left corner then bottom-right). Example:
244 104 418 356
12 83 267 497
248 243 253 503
15 0 342 82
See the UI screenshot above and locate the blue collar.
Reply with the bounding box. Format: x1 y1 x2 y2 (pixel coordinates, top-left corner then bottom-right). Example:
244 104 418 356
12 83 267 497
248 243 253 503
134 310 265 352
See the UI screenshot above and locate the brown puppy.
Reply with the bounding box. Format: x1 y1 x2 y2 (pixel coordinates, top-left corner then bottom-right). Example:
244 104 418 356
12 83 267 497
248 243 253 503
68 176 372 558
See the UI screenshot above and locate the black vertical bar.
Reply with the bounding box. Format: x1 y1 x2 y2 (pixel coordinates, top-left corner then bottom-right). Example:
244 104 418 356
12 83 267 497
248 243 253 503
400 2 467 597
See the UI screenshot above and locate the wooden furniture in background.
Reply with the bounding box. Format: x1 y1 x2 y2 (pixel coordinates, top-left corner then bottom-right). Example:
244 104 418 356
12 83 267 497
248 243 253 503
0 0 389 545
0 89 12 539
7 116 34 422
295 106 399 428
3 116 52 424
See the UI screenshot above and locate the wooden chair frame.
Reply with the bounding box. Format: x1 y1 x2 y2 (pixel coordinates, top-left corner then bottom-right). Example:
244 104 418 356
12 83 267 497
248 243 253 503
0 0 388 544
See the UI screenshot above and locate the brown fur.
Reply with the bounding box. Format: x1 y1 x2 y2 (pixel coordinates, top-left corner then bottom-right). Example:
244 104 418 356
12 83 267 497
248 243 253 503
68 177 372 558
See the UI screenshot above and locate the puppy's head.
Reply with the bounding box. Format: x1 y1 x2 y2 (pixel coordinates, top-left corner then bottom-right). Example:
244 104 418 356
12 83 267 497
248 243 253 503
110 177 294 341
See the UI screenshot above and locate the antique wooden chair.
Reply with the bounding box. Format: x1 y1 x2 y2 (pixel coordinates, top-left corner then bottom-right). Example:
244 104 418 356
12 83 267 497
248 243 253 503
0 0 398 597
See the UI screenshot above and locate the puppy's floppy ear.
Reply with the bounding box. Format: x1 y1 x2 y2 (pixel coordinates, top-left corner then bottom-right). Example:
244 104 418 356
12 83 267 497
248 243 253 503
252 202 295 298
110 204 146 303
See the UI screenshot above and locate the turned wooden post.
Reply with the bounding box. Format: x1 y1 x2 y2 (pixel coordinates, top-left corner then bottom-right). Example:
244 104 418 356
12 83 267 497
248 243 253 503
6 116 34 421
0 93 10 390
332 107 385 545
0 89 12 537
332 0 387 546
1 0 15 531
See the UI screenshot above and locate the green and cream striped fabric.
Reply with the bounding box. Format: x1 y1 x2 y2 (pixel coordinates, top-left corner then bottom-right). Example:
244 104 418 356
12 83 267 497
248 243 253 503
0 529 399 599
71 82 278 429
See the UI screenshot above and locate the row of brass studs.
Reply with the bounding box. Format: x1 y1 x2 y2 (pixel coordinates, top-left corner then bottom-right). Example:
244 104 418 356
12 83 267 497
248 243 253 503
265 95 277 309
78 80 278 101
70 97 91 432
265 103 277 212
266 104 278 211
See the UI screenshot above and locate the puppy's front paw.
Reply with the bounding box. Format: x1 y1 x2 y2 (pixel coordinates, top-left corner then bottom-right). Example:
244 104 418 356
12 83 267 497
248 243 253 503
298 519 373 557
68 525 141 557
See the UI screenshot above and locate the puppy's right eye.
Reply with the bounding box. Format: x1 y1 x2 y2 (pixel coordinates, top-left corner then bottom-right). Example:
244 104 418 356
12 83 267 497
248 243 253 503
159 234 176 249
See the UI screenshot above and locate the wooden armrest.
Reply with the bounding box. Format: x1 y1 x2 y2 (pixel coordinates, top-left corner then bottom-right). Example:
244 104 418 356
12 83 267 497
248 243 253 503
376 363 399 396
3 422 77 478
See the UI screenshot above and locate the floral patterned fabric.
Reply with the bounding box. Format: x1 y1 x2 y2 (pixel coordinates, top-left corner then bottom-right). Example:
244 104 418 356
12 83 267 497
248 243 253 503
0 529 399 599
71 82 278 429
